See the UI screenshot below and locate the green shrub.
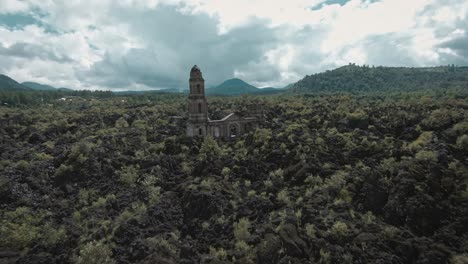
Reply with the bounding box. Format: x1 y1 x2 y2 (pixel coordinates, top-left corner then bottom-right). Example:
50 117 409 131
221 167 231 179
54 164 73 179
247 190 256 197
115 203 147 225
421 109 456 130
304 175 323 188
453 121 468 135
363 211 376 225
200 177 216 189
201 221 210 230
69 141 94 164
347 110 368 128
234 240 251 252
253 128 272 144
145 236 179 257
264 179 273 189
0 221 39 249
78 188 97 205
147 186 161 205
319 248 331 264
216 215 227 225
90 194 116 210
180 162 193 175
141 173 159 187
115 117 129 128
269 168 284 180
456 134 468 151
0 207 44 249
324 171 347 189
331 221 348 237
42 224 67 246
131 119 147 129
452 254 468 264
118 165 139 186
337 188 353 204
305 223 315 238
209 246 227 261
198 136 222 162
16 160 29 171
382 226 399 239
276 189 290 205
74 240 115 264
234 217 251 241
34 152 54 161
415 150 437 162
408 131 433 152
244 179 251 188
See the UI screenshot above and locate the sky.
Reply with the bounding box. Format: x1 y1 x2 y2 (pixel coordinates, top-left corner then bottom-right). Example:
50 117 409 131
0 0 467 90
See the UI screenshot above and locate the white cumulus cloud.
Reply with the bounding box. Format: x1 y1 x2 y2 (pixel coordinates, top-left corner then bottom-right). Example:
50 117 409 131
0 0 467 90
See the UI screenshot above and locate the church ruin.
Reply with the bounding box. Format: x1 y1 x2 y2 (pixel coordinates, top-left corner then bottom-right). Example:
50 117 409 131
186 65 262 139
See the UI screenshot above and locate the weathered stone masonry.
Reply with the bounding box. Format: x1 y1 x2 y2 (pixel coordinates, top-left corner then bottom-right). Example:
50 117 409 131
186 65 261 139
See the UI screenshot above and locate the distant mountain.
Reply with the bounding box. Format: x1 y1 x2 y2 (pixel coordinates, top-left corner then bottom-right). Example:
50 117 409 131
207 78 259 95
290 64 468 93
57 87 73 91
114 88 188 95
157 88 188 94
0 75 32 91
22 82 56 91
22 81 73 91
206 78 284 96
252 87 284 95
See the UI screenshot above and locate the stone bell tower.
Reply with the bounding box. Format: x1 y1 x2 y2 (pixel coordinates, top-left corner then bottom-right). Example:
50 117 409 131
187 65 208 136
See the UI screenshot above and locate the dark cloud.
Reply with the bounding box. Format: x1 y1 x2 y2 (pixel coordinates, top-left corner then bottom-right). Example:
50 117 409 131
436 16 468 65
416 1 468 65
0 42 72 62
81 5 281 89
1 1 468 90
438 34 468 65
442 36 468 57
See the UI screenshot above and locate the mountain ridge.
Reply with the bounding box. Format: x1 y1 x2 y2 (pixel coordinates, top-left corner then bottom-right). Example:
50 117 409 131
291 64 468 93
0 75 33 91
206 78 259 95
5 64 466 95
22 82 57 91
207 78 285 95
22 81 73 91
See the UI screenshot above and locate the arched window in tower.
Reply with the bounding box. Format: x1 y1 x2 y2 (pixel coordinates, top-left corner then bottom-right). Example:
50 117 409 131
229 124 238 138
198 102 202 113
197 84 201 93
199 128 203 135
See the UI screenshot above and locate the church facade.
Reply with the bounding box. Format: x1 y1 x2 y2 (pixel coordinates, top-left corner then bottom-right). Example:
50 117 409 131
186 65 261 139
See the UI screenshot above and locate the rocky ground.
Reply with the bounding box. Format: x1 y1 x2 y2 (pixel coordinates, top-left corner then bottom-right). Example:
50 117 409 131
0 93 467 263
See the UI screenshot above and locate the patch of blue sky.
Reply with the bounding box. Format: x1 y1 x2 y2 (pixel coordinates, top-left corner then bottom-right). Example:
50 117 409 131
0 10 57 33
311 0 380 10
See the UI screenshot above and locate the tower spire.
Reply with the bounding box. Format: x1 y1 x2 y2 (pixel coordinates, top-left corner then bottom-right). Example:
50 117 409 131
187 65 208 136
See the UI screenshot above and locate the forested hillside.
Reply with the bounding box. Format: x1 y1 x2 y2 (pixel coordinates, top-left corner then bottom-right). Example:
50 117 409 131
0 89 467 263
0 90 115 106
291 65 468 93
0 75 33 91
